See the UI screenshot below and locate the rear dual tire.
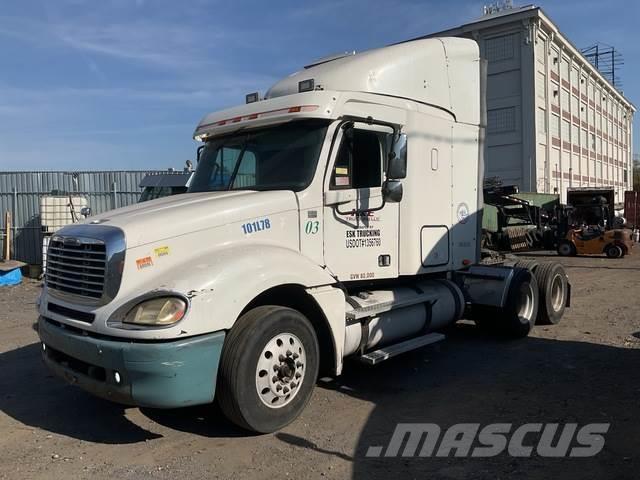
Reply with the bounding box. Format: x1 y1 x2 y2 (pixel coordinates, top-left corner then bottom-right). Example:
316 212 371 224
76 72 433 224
533 262 568 325
474 268 539 338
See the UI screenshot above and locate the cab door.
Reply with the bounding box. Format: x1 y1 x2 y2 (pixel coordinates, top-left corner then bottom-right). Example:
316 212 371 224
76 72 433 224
323 124 399 281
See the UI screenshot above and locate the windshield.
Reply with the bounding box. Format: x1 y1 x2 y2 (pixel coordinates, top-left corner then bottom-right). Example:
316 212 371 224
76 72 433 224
189 120 330 193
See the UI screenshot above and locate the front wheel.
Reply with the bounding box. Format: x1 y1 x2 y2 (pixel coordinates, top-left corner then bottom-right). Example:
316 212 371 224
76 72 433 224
217 306 319 433
557 241 576 257
605 244 624 258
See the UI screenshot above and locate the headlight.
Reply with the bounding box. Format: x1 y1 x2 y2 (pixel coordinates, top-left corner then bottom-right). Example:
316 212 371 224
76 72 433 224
123 297 187 326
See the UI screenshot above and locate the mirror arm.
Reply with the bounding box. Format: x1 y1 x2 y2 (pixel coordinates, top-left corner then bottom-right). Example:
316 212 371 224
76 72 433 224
196 145 205 163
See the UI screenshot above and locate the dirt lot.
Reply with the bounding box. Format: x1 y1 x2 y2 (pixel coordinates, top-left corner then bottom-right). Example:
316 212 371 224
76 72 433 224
1 252 639 480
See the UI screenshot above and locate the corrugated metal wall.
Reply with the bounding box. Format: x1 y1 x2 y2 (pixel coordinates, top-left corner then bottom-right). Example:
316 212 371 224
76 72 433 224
0 171 162 265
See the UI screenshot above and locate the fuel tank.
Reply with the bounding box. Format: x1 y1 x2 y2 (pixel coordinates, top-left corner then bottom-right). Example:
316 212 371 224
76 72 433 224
343 279 464 356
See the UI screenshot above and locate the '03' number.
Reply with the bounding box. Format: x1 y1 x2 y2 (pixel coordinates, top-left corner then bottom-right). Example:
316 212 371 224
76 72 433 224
304 220 319 235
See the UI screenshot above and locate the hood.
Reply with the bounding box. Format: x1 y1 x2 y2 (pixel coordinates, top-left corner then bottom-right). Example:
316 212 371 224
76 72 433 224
80 190 298 248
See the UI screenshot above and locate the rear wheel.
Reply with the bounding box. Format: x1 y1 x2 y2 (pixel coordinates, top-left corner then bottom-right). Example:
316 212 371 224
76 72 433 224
217 306 319 433
514 259 539 272
473 268 539 338
557 241 576 257
533 262 568 325
605 244 624 258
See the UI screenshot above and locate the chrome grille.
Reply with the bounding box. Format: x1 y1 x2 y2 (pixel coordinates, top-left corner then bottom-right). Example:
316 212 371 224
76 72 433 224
46 237 107 299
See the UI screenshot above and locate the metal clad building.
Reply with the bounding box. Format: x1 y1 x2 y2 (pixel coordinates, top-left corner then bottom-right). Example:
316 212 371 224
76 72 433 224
0 170 162 264
424 5 635 203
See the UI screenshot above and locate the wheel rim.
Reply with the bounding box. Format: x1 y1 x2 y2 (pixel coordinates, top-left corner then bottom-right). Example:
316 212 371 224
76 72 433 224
517 281 535 321
550 273 564 312
255 333 306 409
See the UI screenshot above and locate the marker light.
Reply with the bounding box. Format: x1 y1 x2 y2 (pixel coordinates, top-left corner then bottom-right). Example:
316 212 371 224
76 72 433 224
298 79 315 92
197 105 319 131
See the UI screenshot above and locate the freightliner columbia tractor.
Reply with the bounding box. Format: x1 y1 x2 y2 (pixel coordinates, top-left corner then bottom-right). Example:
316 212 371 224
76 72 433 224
38 38 570 433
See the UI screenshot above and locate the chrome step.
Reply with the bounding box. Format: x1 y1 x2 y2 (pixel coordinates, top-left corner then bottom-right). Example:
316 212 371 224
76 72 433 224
358 333 445 365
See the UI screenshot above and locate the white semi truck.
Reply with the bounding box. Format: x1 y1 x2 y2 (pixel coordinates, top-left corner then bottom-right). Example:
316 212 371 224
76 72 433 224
38 38 570 433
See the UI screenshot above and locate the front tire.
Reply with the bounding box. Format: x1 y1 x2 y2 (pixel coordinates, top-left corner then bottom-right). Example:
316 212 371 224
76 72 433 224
217 306 319 433
557 241 576 257
605 244 624 258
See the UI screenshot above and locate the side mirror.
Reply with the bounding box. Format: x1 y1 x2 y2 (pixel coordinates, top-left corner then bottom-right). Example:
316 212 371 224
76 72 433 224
196 145 205 163
387 133 407 179
382 180 403 203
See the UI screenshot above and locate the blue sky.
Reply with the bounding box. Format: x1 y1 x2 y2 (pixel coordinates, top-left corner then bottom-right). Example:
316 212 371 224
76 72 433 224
0 0 638 171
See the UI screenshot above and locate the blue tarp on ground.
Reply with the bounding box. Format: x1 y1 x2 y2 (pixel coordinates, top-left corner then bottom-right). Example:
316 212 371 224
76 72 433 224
0 268 22 286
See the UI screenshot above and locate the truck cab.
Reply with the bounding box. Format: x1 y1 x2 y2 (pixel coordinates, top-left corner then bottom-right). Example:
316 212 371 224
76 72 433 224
37 38 569 433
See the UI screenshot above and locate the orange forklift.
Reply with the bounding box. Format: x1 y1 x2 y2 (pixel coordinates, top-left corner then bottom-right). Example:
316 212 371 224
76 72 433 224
557 188 634 258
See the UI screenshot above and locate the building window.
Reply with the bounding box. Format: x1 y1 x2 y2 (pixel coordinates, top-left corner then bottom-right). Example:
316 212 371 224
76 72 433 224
487 107 516 133
537 108 547 134
562 119 570 140
551 114 560 137
536 71 546 99
536 38 546 64
571 67 579 86
561 57 570 80
550 47 560 71
571 95 579 115
561 90 570 111
485 34 515 62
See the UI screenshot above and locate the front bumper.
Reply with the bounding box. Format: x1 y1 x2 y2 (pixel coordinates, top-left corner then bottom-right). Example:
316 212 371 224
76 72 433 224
38 317 225 408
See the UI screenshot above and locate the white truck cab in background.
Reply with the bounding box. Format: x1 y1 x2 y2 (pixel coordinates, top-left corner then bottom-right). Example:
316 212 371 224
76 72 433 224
37 38 570 433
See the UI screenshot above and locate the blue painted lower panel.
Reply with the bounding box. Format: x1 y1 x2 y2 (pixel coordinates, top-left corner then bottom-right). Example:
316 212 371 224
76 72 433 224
38 317 225 408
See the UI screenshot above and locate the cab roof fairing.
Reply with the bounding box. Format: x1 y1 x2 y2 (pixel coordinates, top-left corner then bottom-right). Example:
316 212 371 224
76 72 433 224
194 37 481 141
265 37 481 126
193 91 340 141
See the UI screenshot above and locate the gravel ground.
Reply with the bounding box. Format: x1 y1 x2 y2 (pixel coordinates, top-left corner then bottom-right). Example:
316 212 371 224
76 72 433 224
1 252 639 479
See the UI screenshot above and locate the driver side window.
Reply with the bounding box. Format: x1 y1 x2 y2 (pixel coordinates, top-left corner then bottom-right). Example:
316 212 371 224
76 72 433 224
331 129 383 189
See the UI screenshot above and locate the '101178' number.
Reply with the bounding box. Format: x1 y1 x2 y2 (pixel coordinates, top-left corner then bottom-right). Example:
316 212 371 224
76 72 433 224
242 218 271 235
